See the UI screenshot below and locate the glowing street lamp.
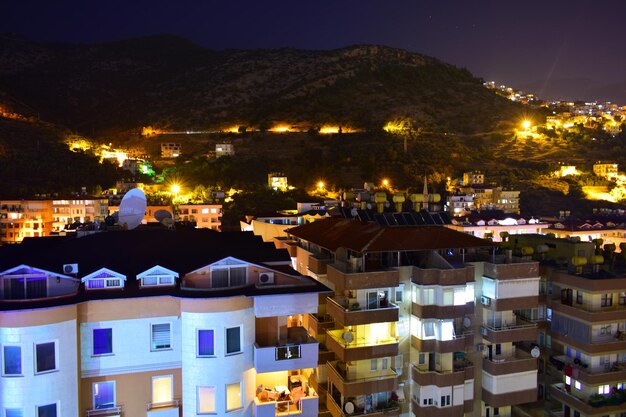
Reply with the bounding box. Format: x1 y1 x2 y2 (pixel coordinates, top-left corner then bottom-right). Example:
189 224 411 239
317 181 325 190
171 184 181 195
521 120 532 131
382 179 390 188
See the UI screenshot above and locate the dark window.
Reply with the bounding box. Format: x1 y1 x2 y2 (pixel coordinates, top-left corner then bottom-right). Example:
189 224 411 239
495 344 502 355
37 404 57 417
494 407 500 415
619 292 626 305
601 294 612 307
226 326 241 355
93 329 113 355
35 342 56 373
212 269 229 288
576 291 583 304
198 330 215 357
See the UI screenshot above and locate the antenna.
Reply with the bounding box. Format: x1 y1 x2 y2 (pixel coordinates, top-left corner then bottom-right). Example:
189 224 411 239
118 188 147 230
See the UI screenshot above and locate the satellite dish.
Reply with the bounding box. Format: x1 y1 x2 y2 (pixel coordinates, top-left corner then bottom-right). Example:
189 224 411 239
154 209 173 223
531 346 541 358
350 208 358 217
344 401 355 415
342 331 354 343
463 316 471 329
118 188 147 230
161 218 175 229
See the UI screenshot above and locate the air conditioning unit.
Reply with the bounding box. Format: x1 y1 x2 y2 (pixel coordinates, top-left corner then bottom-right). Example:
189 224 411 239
258 272 275 285
63 263 78 274
480 295 491 306
476 343 486 351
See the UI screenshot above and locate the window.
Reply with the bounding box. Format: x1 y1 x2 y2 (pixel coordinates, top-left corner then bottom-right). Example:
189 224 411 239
5 409 23 417
601 294 612 307
370 359 378 371
576 291 583 304
93 381 115 409
599 384 610 395
36 404 57 417
35 341 57 374
565 376 571 385
226 326 242 355
620 292 626 305
395 287 403 303
574 380 582 390
494 407 499 415
423 322 435 338
226 382 243 411
382 358 389 370
2 345 22 375
276 345 300 360
495 344 502 355
152 375 173 404
198 386 216 414
211 267 247 288
418 353 426 365
198 330 215 357
93 329 112 355
151 323 171 351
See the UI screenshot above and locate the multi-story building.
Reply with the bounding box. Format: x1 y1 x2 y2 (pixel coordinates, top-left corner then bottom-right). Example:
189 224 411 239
51 198 109 231
452 186 520 215
447 214 549 241
161 143 181 158
286 216 541 417
463 172 485 186
0 229 330 417
178 204 223 231
593 163 619 180
216 143 235 158
0 200 54 244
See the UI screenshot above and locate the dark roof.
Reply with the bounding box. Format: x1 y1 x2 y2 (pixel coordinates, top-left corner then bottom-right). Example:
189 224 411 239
0 227 291 277
287 217 495 253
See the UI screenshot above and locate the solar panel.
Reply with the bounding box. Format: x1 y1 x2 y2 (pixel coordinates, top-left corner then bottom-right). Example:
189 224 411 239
403 212 417 225
393 213 407 225
374 214 388 226
384 213 398 226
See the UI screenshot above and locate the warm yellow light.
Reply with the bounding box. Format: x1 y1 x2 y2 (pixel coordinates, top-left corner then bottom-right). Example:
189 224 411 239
522 120 532 130
317 181 325 189
171 184 181 194
223 126 240 133
270 124 290 133
382 179 390 187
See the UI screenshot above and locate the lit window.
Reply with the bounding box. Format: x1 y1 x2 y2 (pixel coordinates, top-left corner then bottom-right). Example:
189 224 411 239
202 208 209 214
565 376 571 385
93 380 115 409
211 208 218 214
93 329 113 355
574 381 581 390
227 382 243 411
151 323 171 351
35 341 57 374
2 345 22 376
599 384 610 395
198 330 215 357
226 326 242 355
37 404 57 417
198 386 216 414
152 375 173 404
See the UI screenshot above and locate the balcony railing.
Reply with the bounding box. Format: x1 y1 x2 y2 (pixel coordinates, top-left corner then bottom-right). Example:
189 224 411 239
326 329 398 361
254 337 319 373
480 319 537 343
254 393 319 417
482 350 537 376
327 360 399 396
550 355 626 385
327 394 400 417
86 406 122 417
327 296 399 326
146 400 180 417
326 263 399 292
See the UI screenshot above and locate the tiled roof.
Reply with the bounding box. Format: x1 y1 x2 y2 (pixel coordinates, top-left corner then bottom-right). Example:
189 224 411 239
288 217 494 253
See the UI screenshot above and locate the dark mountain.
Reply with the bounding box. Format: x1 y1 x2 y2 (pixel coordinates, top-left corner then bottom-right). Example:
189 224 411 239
0 34 520 135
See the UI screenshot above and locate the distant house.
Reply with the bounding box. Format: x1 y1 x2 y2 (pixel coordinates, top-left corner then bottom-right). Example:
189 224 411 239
215 143 235 157
161 143 181 158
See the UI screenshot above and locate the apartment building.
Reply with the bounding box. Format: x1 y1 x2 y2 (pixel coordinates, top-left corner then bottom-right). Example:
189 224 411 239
0 200 54 244
286 216 541 417
51 198 109 231
178 204 222 231
0 229 330 417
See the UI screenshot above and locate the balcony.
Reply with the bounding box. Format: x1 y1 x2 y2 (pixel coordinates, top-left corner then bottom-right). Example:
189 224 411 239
327 361 399 397
254 336 319 373
327 297 399 326
483 262 539 280
327 263 399 292
410 400 467 417
411 362 474 386
327 394 400 417
86 407 122 417
309 255 332 275
410 332 473 353
308 313 335 335
551 332 626 354
480 319 537 344
326 329 398 362
550 383 626 416
550 355 626 385
254 392 319 417
551 299 626 322
411 302 474 319
412 265 475 286
483 350 537 376
147 401 180 417
481 387 537 407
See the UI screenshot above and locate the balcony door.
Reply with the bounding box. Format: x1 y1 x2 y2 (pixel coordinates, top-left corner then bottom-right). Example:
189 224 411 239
93 381 115 409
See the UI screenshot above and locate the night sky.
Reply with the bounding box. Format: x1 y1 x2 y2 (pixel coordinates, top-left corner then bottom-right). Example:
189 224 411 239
3 0 626 102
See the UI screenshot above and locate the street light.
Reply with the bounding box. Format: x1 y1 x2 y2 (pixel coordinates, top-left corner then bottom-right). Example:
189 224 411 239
171 184 181 194
522 120 531 131
382 179 390 187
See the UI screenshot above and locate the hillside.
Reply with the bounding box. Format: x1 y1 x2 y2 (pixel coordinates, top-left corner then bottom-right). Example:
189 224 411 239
0 34 520 135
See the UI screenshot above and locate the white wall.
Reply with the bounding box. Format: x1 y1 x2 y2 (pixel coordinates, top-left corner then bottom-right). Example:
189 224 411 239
254 293 318 317
181 308 255 417
0 319 79 417
80 315 181 377
481 277 539 300
481 370 536 394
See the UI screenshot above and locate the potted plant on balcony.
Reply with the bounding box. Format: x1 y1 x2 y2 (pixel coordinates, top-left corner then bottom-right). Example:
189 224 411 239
588 393 608 407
